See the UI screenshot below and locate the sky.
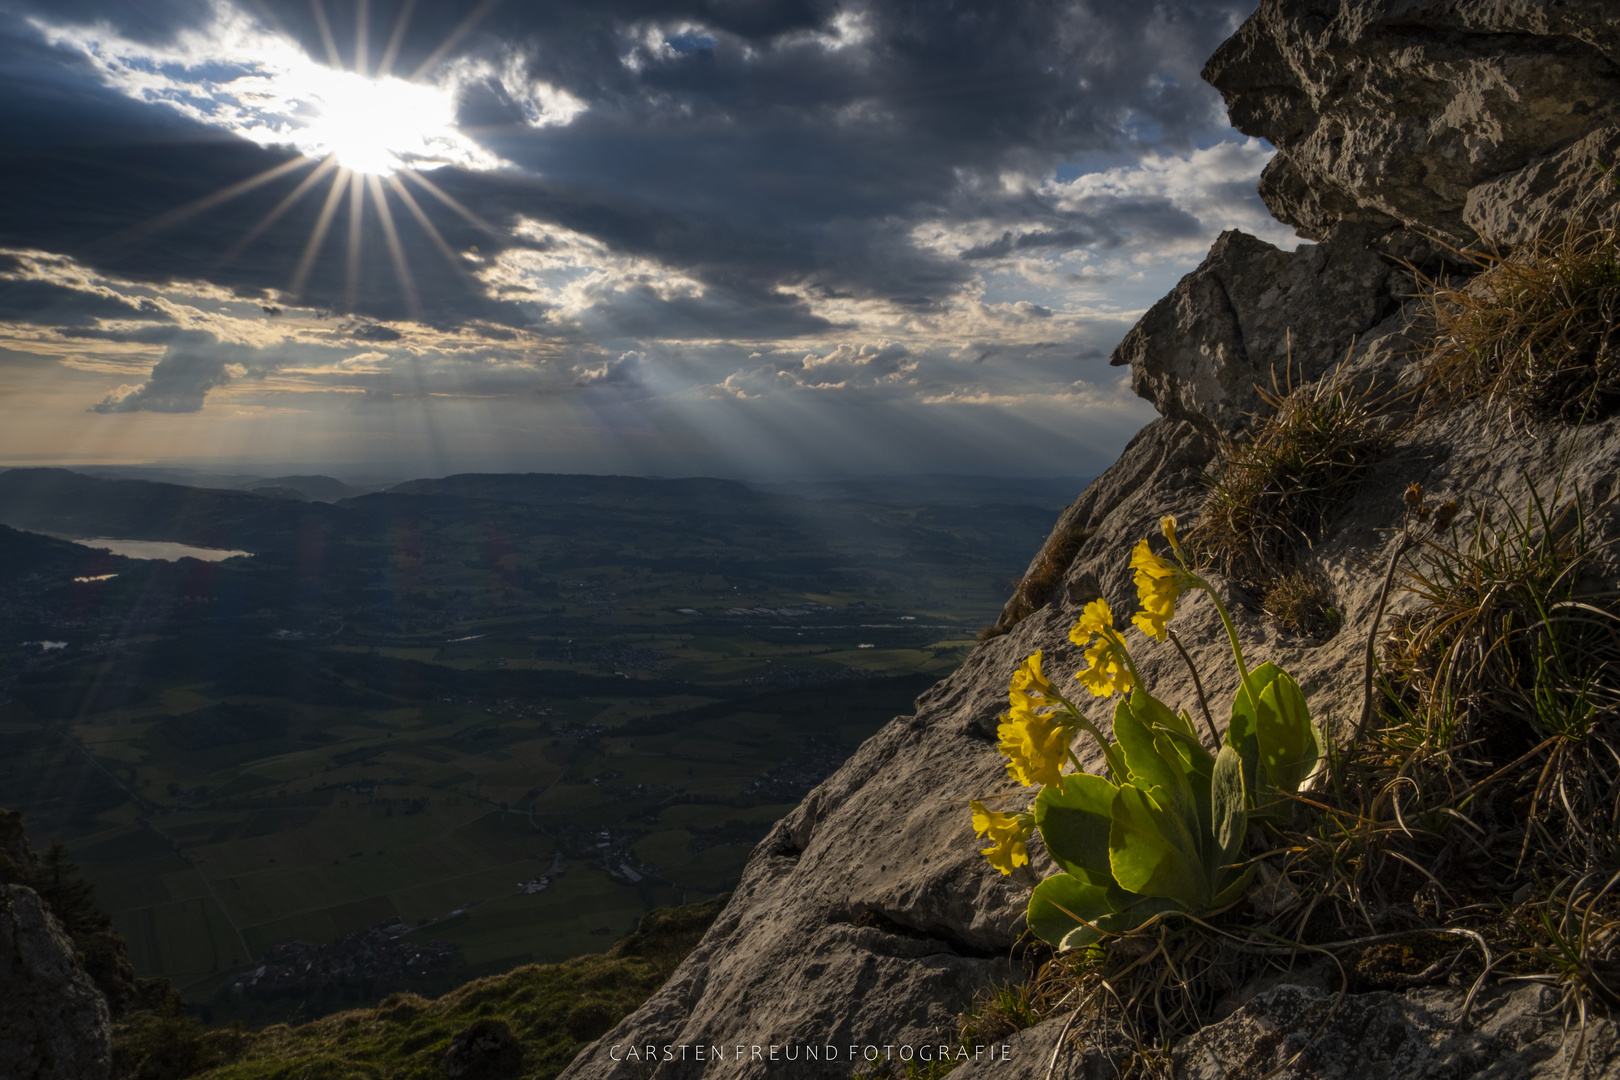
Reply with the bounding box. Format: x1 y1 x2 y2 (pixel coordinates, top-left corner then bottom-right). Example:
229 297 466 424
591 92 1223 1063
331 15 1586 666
0 0 1295 482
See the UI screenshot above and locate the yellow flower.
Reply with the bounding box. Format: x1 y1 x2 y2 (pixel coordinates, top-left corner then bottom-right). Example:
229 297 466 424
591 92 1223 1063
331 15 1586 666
1071 597 1113 641
1009 650 1059 709
1076 635 1135 697
1070 598 1136 697
997 700 1073 787
1130 538 1188 641
1160 515 1180 549
970 801 1035 876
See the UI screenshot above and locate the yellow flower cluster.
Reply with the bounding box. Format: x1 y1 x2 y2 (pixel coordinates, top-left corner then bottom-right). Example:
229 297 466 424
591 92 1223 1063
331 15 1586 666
1129 516 1200 641
970 801 1035 875
997 651 1073 787
1129 540 1183 641
1069 598 1135 697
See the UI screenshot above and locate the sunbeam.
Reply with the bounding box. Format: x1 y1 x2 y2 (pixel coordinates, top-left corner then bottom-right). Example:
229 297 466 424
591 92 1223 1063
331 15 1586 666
345 170 365 312
386 173 474 280
218 154 340 267
354 0 370 77
407 0 504 81
308 0 343 70
109 156 315 248
376 0 417 78
368 173 419 315
291 168 350 297
399 169 501 238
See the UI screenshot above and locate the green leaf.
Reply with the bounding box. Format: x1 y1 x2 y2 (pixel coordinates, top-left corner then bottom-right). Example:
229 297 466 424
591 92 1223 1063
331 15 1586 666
1108 785 1208 907
1029 875 1185 950
1156 724 1216 782
1027 874 1116 950
1211 864 1257 907
1210 745 1248 874
1227 661 1283 754
1256 671 1318 794
1130 689 1187 737
1035 773 1118 887
1114 696 1195 823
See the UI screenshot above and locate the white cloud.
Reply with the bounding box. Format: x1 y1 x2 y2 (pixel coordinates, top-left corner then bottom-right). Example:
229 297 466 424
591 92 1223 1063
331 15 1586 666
31 1 505 174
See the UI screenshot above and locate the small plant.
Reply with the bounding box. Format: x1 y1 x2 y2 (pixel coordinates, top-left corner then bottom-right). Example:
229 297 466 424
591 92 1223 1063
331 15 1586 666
1527 872 1620 1061
956 981 1040 1050
1261 569 1340 641
1187 370 1389 591
969 518 1323 950
1418 222 1620 422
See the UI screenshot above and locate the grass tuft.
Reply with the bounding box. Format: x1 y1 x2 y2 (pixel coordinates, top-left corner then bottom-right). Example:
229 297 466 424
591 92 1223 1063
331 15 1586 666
1186 370 1389 592
1387 481 1618 750
1262 568 1342 641
1418 223 1620 422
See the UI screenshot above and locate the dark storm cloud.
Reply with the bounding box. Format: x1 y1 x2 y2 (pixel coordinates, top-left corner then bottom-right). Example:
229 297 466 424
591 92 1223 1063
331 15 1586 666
0 0 1252 339
956 198 1206 259
0 270 170 327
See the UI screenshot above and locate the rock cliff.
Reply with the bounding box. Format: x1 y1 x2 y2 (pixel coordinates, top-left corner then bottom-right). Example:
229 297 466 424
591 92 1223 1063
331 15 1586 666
0 884 113 1080
559 3 1620 1078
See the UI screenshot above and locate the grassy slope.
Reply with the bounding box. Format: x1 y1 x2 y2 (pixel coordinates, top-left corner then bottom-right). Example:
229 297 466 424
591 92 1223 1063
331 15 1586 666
121 896 728 1080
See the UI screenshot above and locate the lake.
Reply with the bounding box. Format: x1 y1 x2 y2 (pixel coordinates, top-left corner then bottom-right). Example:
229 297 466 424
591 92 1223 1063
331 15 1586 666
72 538 253 562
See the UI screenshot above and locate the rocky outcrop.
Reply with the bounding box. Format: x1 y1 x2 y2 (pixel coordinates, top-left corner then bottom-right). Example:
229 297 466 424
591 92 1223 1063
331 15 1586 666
559 5 1620 1079
0 884 112 1080
1205 0 1620 245
1110 227 1404 437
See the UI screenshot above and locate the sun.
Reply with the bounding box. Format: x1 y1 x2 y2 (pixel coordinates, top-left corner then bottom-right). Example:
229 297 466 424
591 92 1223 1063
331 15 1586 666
291 67 472 176
53 0 514 316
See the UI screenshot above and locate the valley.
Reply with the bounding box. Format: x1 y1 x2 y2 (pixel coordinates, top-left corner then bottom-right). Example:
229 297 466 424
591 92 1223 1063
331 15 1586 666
0 466 1084 1021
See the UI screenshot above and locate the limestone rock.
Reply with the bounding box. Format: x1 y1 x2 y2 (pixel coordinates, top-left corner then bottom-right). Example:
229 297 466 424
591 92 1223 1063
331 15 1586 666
1465 125 1620 248
1205 0 1620 244
1108 227 1403 438
1175 983 1619 1079
0 884 112 1080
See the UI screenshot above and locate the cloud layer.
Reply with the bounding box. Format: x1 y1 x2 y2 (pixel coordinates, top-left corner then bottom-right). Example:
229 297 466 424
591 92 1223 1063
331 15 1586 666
0 0 1290 477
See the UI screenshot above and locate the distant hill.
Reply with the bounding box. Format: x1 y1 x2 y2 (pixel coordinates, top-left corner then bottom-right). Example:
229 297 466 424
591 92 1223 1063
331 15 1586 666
244 475 370 502
383 472 763 508
0 468 346 551
753 473 1092 509
69 466 377 503
0 522 128 584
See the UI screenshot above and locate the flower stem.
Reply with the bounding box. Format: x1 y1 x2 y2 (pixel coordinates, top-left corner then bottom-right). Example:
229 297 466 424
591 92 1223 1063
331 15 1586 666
1191 572 1252 689
1166 627 1220 752
1059 699 1125 781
